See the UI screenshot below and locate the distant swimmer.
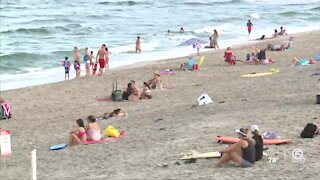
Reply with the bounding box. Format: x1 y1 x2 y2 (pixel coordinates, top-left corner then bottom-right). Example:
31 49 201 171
136 36 141 54
247 20 253 35
105 46 111 71
180 27 185 33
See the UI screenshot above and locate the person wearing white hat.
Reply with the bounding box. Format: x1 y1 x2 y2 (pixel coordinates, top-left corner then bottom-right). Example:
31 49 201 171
214 128 255 168
250 125 263 161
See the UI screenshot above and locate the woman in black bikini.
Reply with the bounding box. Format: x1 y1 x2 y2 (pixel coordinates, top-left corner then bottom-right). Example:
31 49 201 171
214 128 255 168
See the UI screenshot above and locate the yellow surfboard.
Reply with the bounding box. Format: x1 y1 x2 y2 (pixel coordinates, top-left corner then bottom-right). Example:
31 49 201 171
241 72 273 78
180 150 221 160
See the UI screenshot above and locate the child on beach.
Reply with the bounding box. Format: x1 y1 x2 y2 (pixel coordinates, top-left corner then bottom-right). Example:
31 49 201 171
136 36 141 53
85 115 101 141
74 60 81 78
196 43 201 55
105 46 111 71
62 56 71 80
69 119 87 146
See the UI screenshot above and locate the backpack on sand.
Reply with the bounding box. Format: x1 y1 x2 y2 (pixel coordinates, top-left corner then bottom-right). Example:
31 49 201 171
300 123 317 138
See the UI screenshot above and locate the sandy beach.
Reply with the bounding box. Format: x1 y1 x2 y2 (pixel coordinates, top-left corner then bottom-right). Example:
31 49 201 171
0 30 320 179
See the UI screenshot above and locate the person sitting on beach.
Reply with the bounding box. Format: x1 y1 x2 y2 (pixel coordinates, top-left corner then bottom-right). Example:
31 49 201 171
250 125 263 161
69 119 87 146
140 82 152 99
148 72 162 89
128 83 140 101
123 82 133 100
278 26 287 36
273 29 278 38
204 37 214 48
85 115 101 142
253 46 269 64
214 128 255 168
246 52 259 64
100 108 126 120
224 47 236 65
181 57 195 70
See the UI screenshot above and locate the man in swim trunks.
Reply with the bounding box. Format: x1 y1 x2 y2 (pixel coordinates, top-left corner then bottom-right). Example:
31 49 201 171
247 20 253 35
96 44 107 76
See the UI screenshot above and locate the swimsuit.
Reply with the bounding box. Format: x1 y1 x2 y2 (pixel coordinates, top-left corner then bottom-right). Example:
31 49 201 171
241 139 255 164
77 131 86 139
99 58 105 68
87 129 101 141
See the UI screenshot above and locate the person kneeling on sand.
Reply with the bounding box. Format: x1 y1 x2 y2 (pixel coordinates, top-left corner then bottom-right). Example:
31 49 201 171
148 72 162 89
214 128 255 168
140 82 152 99
85 115 101 142
250 125 263 161
69 119 87 146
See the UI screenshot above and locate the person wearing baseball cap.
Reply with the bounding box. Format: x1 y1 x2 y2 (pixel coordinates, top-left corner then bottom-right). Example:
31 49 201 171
250 125 263 161
214 128 255 168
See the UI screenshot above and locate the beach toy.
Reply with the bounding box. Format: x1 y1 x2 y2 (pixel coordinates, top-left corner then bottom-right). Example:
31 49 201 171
50 144 67 150
215 136 292 145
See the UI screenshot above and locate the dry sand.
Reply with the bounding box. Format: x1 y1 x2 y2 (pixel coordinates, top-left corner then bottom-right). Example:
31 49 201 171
0 30 320 179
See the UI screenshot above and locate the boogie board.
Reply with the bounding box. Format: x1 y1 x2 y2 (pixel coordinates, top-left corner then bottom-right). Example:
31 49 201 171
215 136 292 145
50 144 67 150
180 150 221 160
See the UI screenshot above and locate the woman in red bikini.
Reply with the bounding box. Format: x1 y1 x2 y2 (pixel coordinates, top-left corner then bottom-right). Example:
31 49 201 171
69 119 87 146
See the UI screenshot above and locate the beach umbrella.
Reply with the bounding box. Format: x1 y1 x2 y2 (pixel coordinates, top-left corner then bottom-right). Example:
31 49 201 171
179 38 208 46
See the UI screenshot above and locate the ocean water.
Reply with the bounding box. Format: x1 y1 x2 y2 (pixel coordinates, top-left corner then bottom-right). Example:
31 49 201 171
1 0 320 91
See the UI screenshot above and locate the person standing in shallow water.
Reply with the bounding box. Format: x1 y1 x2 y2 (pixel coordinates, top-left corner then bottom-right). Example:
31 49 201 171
247 20 253 35
136 36 141 54
83 47 90 76
74 47 81 78
96 44 107 77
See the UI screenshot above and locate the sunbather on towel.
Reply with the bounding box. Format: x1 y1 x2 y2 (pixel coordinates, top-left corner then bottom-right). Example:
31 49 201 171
214 128 255 168
69 119 87 146
85 115 101 141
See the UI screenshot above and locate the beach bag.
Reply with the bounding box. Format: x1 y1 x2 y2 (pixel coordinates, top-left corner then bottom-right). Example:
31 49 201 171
103 125 120 138
300 123 317 138
0 102 11 120
111 80 123 101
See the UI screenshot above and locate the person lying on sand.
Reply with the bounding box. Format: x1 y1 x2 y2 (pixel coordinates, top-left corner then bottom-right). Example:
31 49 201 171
69 119 87 146
214 128 255 168
140 82 152 99
99 108 126 120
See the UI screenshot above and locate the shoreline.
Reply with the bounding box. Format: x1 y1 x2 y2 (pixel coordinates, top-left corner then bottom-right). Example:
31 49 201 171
1 29 319 92
0 29 320 179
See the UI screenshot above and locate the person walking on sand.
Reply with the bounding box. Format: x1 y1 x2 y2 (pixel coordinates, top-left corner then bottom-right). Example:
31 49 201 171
83 47 91 76
74 47 81 78
62 56 71 80
212 29 219 50
247 20 253 35
96 44 107 76
136 36 141 53
105 46 111 71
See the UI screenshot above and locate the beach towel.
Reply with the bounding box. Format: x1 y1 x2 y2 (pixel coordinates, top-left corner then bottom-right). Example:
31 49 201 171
160 71 177 75
162 84 176 89
95 97 112 102
197 94 213 105
84 131 125 145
